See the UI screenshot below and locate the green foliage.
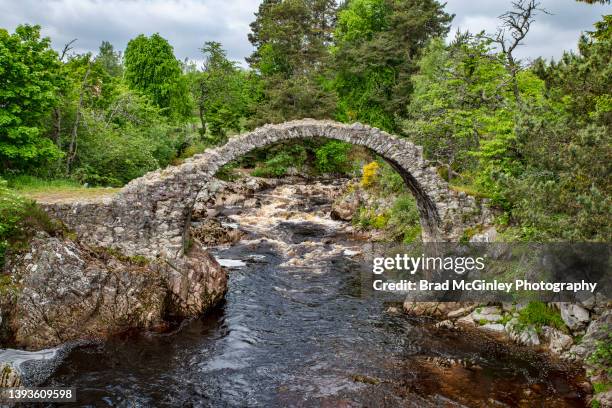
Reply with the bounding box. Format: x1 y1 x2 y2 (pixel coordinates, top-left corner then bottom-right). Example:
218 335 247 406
387 194 422 243
314 141 353 174
517 302 566 332
0 179 63 266
96 41 123 78
252 144 308 177
0 180 27 265
247 0 337 127
587 332 612 377
354 207 389 230
0 25 63 171
63 85 182 186
189 42 251 144
124 33 191 120
333 0 452 132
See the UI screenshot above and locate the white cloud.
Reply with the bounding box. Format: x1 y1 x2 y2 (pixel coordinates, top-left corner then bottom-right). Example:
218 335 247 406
0 0 259 65
0 0 608 66
445 0 609 61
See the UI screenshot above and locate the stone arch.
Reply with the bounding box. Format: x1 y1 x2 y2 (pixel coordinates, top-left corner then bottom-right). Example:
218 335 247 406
47 120 489 258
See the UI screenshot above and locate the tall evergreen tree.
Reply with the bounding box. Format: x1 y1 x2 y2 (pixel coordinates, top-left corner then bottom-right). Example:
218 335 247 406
96 41 123 78
247 0 337 126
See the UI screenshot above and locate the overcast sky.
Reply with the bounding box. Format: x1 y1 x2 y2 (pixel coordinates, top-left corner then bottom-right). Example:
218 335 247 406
0 0 609 67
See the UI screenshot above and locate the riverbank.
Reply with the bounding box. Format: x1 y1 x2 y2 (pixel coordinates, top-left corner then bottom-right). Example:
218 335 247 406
43 176 593 406
0 175 608 406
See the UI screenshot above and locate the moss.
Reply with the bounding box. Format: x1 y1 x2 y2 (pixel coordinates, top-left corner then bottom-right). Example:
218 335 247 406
0 274 18 296
449 184 490 199
92 246 150 267
1 187 67 267
459 225 485 243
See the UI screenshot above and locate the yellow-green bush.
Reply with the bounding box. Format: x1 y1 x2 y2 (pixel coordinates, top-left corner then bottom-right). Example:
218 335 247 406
360 161 379 188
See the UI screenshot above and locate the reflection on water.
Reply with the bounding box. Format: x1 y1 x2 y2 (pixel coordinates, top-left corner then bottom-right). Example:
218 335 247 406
48 181 587 407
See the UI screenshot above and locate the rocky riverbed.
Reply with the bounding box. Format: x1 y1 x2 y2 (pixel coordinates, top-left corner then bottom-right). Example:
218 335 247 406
0 176 609 406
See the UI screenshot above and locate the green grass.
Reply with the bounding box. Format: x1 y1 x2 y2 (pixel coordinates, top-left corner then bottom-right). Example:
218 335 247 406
7 175 82 190
6 175 120 203
449 184 490 199
593 382 611 393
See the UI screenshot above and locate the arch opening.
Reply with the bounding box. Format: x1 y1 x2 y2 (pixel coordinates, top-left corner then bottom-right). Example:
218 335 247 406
184 120 447 244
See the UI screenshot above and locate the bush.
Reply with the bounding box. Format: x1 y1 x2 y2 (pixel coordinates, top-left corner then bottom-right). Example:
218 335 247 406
314 141 353 174
517 302 566 332
252 145 307 178
0 179 63 266
387 194 422 243
379 163 405 193
0 180 27 266
360 161 379 188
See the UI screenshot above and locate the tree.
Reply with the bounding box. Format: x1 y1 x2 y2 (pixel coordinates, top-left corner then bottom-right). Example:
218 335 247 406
485 0 546 107
96 41 123 77
124 33 191 119
0 25 63 171
333 0 452 132
191 42 248 144
507 14 612 240
246 0 337 126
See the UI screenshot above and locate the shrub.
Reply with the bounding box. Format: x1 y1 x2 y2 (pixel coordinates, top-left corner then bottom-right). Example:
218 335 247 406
251 145 307 178
0 179 63 266
386 194 422 243
314 141 353 174
517 302 566 332
360 161 380 188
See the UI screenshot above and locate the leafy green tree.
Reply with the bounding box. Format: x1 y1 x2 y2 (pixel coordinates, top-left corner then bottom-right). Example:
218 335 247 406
0 25 63 171
315 140 353 174
124 33 191 119
333 0 452 132
191 42 249 144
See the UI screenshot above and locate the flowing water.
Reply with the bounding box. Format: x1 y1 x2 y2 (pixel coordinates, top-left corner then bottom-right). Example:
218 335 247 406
48 181 587 407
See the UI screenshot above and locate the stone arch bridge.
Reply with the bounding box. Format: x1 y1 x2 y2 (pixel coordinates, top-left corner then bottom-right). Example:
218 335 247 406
46 120 490 259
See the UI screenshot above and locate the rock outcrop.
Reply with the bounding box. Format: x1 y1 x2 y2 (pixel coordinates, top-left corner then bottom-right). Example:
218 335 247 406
1 233 227 350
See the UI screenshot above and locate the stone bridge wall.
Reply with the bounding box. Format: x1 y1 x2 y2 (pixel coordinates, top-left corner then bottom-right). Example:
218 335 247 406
44 120 491 258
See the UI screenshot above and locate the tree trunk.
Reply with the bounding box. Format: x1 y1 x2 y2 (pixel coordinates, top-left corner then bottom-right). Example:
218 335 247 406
66 62 91 174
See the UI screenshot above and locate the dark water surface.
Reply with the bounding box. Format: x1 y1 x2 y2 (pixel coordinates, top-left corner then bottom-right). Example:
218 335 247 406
48 182 587 407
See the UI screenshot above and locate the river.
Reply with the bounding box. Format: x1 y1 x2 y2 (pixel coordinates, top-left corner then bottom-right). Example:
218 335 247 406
47 180 587 407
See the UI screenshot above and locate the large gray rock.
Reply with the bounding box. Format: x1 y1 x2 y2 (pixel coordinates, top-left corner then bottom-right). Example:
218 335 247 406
567 310 612 360
559 303 590 332
2 234 227 349
470 306 503 323
330 189 361 221
505 318 540 346
541 326 573 354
